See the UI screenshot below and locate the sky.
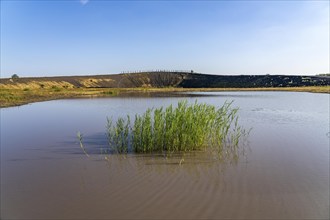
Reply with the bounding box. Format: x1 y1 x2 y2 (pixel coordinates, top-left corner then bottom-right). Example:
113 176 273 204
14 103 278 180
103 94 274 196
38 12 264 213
0 0 329 77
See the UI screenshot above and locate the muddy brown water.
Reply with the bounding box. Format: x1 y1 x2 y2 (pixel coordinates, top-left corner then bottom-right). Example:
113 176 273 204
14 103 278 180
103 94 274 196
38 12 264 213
1 92 329 219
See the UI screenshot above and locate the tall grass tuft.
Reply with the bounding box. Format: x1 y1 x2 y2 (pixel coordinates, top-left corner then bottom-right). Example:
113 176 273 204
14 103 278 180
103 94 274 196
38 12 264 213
106 100 245 156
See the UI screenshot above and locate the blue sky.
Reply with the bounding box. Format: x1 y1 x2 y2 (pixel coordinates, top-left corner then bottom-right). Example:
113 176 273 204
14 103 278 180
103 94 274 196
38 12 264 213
1 0 329 77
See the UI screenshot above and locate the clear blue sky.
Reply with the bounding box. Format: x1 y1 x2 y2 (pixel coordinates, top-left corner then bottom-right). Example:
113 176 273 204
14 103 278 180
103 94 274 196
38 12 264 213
1 0 329 77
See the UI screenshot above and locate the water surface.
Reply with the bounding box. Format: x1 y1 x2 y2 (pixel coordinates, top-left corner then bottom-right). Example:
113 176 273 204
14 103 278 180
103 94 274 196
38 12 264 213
1 91 329 219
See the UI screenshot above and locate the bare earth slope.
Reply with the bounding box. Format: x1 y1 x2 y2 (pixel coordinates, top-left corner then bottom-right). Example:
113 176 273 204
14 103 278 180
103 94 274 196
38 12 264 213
1 72 329 107
1 72 329 89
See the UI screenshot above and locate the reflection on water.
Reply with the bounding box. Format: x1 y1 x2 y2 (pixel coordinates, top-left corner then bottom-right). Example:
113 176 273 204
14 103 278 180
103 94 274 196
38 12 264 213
78 119 251 167
1 92 329 219
101 151 249 182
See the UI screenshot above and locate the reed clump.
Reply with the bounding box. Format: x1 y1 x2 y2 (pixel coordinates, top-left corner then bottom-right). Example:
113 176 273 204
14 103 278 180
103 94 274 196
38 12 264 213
106 100 244 155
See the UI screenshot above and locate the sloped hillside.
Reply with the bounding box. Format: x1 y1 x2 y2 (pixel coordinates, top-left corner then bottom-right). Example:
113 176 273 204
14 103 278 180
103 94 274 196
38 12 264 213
1 72 329 89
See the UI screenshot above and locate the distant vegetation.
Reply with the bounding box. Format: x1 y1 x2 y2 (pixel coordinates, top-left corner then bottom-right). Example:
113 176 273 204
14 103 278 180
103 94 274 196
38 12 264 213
0 72 329 107
179 73 329 88
317 73 330 77
1 71 329 89
11 74 19 80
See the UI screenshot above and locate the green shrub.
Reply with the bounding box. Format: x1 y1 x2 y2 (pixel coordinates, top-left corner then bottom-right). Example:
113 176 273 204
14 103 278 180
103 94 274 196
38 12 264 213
11 74 19 79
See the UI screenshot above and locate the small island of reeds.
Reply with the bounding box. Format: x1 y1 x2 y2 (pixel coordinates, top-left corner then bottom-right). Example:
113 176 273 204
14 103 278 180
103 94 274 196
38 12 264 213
78 100 249 161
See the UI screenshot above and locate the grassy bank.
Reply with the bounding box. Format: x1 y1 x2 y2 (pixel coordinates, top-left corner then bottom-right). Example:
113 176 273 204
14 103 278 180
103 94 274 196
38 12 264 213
0 87 120 108
1 86 329 108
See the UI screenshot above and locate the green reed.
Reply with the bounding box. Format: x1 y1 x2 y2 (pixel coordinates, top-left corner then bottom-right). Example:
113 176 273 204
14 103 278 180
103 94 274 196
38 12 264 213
77 131 90 157
105 100 244 155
